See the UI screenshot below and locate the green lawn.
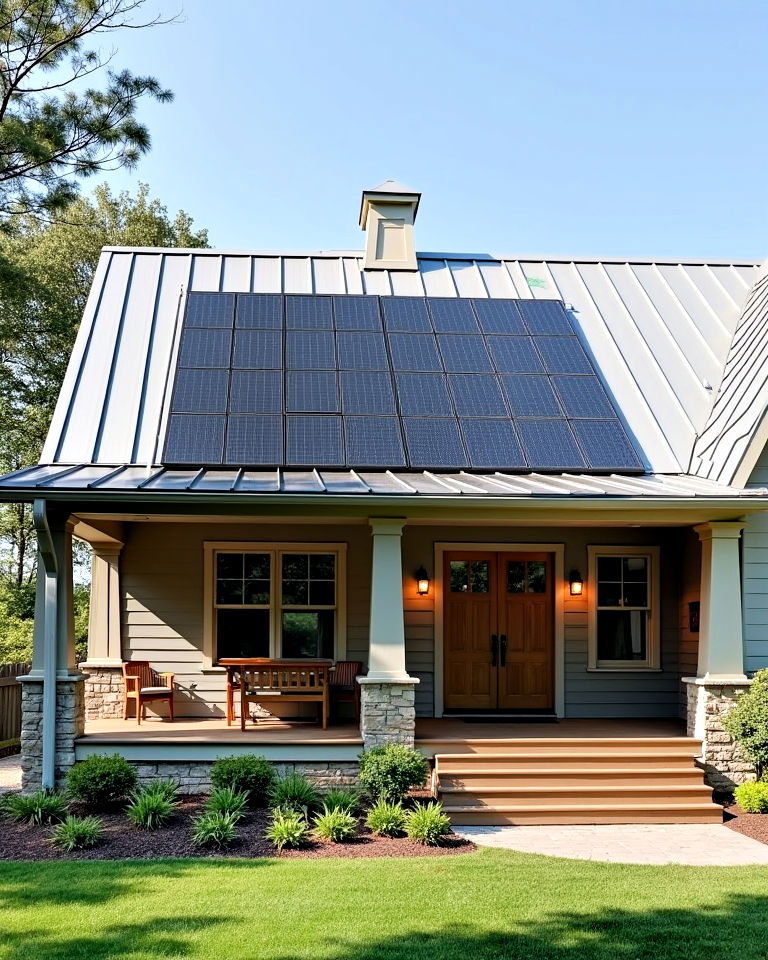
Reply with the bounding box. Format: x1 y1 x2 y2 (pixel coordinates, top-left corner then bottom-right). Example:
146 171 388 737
1 848 768 959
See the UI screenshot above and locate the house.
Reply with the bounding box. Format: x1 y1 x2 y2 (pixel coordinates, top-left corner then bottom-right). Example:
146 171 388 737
2 181 768 824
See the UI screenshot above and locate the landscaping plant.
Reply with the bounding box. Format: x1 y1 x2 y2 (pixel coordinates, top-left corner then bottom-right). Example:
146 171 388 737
50 815 103 851
358 744 429 803
139 779 179 802
65 754 137 808
268 773 320 816
210 754 276 806
126 786 178 829
734 781 768 813
365 799 407 837
265 809 309 851
1 789 68 825
313 806 357 843
204 786 249 821
321 788 359 814
404 801 452 846
723 669 768 777
190 811 239 848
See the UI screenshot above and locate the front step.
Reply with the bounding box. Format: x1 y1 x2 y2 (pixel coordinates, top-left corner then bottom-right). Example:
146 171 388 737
439 784 713 807
421 737 703 757
440 767 706 788
436 752 699 772
441 803 723 825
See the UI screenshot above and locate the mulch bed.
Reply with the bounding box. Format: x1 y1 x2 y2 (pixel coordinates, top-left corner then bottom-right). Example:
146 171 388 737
718 793 768 846
0 796 475 861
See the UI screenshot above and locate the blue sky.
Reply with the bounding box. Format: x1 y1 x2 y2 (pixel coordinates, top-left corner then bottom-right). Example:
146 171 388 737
100 0 767 258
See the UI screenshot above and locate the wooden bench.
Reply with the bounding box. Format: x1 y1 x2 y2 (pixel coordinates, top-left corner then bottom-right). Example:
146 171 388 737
220 659 330 730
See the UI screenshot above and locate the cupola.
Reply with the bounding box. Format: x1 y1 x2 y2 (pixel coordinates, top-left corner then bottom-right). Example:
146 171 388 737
359 179 420 271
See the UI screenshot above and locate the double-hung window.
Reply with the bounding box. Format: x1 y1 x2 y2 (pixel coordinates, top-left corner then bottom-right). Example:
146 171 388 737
587 545 660 670
205 542 345 665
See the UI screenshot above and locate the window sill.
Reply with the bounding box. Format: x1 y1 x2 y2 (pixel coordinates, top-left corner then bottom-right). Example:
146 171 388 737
586 667 663 673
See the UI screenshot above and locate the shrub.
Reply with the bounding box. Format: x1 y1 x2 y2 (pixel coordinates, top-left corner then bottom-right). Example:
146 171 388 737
358 744 429 803
190 811 239 848
365 800 407 838
321 788 359 814
268 773 319 815
126 788 177 829
734 781 768 813
723 670 768 777
265 810 309 851
139 779 179 803
66 754 136 808
1 790 68 825
204 786 249 821
210 755 276 806
50 814 103 851
404 801 451 846
313 806 357 842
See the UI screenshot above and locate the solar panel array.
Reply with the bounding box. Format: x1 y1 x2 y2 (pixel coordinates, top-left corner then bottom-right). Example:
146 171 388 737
163 294 643 472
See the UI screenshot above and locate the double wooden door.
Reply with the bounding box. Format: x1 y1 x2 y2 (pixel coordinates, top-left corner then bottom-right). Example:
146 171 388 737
443 552 554 711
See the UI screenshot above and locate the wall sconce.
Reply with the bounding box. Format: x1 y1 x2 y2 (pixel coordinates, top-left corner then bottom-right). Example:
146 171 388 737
569 569 584 596
415 566 430 596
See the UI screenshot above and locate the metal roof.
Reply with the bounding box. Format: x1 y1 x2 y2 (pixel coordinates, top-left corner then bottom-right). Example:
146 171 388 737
37 248 761 477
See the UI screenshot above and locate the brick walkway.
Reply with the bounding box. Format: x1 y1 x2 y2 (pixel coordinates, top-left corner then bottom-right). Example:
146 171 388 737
0 755 21 793
454 823 768 865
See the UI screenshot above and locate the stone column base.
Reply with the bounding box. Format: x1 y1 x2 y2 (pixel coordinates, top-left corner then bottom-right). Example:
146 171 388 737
20 675 85 792
359 679 418 749
682 677 754 790
80 663 124 720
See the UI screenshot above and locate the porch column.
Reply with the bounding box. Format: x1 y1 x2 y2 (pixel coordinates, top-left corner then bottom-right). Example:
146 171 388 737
358 518 419 749
682 521 752 790
80 543 125 721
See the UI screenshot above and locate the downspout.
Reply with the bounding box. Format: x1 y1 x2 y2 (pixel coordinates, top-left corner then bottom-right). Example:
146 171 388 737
33 499 57 790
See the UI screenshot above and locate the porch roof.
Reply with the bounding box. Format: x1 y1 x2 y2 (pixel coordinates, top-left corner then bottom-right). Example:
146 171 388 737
0 462 765 502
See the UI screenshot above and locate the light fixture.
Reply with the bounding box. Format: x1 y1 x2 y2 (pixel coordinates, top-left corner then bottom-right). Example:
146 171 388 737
415 566 430 596
569 569 584 596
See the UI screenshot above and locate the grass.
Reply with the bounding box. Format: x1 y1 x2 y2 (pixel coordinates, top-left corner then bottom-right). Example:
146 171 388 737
1 849 768 959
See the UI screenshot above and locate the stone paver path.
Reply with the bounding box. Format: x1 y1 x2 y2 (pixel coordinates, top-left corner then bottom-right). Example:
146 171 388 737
0 755 21 792
454 823 768 866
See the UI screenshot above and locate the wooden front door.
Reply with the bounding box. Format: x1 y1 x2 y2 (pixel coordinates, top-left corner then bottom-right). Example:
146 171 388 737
443 552 554 711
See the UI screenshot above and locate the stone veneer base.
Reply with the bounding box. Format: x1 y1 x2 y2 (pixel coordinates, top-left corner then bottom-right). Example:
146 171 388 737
81 664 124 721
682 677 755 790
130 760 359 794
20 675 85 791
359 679 418 749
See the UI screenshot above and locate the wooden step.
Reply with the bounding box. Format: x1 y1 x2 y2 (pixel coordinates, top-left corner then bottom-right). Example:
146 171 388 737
438 767 706 788
442 803 724 826
438 784 713 807
435 752 699 772
421 737 702 757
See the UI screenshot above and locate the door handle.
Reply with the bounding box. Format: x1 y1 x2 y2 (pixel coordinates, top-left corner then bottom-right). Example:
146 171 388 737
490 634 498 667
499 634 507 667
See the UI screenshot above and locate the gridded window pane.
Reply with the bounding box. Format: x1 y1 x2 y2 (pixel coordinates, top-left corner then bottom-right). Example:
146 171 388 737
217 554 243 579
244 580 270 604
310 581 335 605
282 553 335 607
597 611 647 661
450 561 468 592
282 555 308 580
470 561 489 593
217 580 243 604
282 580 308 605
217 553 271 606
528 561 546 593
217 609 270 660
507 561 525 593
310 554 335 579
597 554 649 608
282 611 334 658
244 555 270 579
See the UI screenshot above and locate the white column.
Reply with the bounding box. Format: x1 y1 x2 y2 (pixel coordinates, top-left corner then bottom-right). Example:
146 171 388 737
694 521 747 680
365 518 412 681
85 545 123 665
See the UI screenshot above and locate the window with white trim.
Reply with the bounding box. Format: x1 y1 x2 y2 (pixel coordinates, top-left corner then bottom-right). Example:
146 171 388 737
209 545 344 662
587 546 660 670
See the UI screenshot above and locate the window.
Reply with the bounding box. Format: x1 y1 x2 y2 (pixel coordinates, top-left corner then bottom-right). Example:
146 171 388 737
587 546 660 670
204 542 346 666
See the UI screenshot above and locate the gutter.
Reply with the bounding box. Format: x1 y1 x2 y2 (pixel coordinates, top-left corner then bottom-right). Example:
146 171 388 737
32 499 57 790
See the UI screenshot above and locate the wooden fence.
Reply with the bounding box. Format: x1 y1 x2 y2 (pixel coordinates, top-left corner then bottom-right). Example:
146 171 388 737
0 662 30 756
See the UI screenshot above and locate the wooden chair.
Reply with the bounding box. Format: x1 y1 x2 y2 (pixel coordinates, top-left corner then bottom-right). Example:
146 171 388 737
330 660 364 723
122 661 175 725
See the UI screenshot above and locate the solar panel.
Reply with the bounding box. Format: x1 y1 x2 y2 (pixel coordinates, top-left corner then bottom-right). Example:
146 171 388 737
501 375 562 417
516 419 587 469
287 371 339 412
402 419 467 468
336 332 388 370
164 414 226 463
229 370 282 413
232 330 281 369
535 336 592 375
471 299 526 335
225 415 283 464
396 374 453 416
461 419 526 469
552 376 615 418
388 334 442 371
427 299 479 333
517 299 573 335
286 295 333 329
171 368 229 413
339 372 396 414
572 419 644 469
185 293 235 328
486 337 544 373
381 297 431 332
286 416 344 465
285 331 336 369
448 375 507 416
345 417 406 466
178 328 232 368
235 294 282 328
438 335 493 372
333 296 381 331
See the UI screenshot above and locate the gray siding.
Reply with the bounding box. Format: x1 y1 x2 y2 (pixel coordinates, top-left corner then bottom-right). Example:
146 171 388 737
743 446 768 671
